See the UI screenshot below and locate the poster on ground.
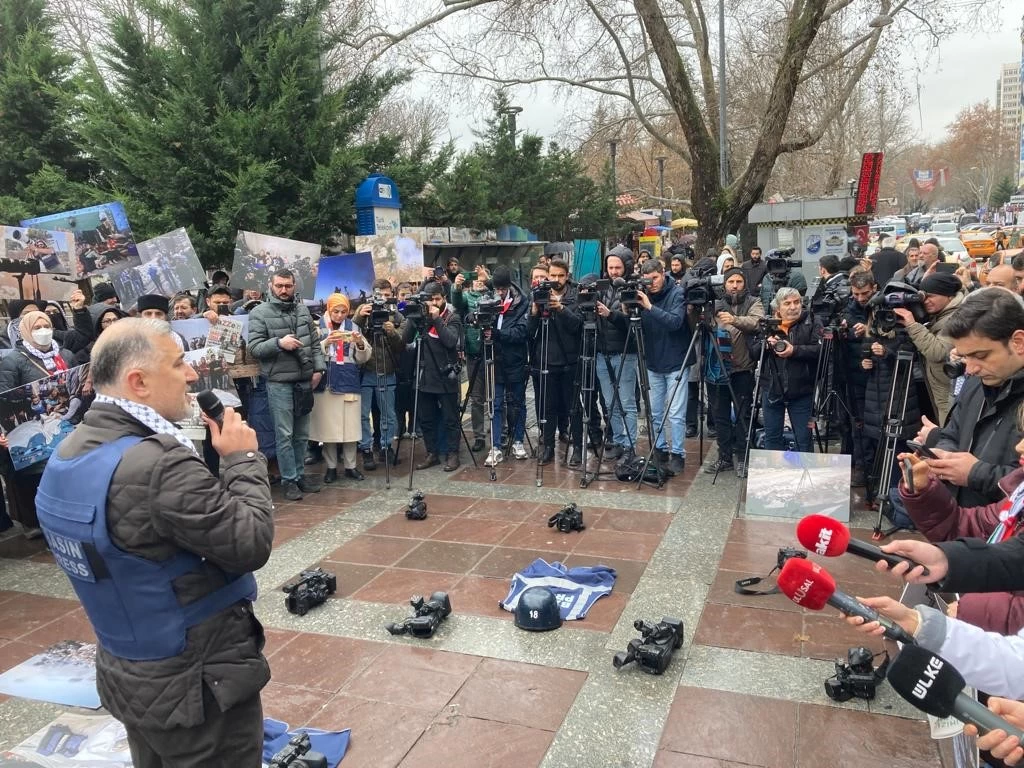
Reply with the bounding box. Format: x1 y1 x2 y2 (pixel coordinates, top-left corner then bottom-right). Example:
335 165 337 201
231 231 320 295
0 365 92 472
0 641 99 710
0 226 74 275
313 252 375 303
22 202 140 280
108 228 206 309
743 449 851 522
355 232 423 287
1 712 131 767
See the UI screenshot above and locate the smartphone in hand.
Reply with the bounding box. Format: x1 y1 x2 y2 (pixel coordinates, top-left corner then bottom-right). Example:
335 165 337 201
901 457 916 494
906 440 937 459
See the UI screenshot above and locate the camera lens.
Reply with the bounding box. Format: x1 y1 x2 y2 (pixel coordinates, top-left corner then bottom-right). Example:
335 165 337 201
772 340 788 353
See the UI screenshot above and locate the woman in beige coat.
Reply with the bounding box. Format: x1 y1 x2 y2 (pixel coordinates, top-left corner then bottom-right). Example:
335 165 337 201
309 294 371 483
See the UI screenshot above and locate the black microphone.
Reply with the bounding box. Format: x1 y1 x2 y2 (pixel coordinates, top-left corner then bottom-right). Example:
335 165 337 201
612 277 626 288
888 645 1024 739
196 389 224 430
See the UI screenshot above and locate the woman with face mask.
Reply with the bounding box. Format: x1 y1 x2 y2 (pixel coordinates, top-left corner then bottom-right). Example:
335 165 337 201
0 311 76 538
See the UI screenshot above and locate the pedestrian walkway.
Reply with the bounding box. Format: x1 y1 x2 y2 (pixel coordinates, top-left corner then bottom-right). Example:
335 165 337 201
0 439 945 766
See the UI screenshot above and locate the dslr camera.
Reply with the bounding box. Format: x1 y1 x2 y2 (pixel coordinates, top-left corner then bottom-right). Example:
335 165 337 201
868 281 927 332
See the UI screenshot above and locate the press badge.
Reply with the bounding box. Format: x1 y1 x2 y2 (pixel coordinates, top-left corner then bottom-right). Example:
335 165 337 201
43 532 97 582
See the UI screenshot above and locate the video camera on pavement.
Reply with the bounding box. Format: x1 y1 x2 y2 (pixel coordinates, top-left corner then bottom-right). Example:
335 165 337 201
868 282 927 332
576 278 610 314
268 732 328 768
612 617 684 675
385 591 452 638
766 248 801 278
283 568 337 616
824 647 888 702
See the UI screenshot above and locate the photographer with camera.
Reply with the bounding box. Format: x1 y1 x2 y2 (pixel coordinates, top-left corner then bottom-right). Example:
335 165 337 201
402 281 464 472
453 265 491 453
919 288 1024 508
759 250 807 314
248 268 326 501
843 272 878 486
529 259 584 466
705 268 764 476
761 287 823 453
638 259 691 475
482 267 529 465
595 251 639 463
892 272 963 424
352 278 405 470
811 254 851 307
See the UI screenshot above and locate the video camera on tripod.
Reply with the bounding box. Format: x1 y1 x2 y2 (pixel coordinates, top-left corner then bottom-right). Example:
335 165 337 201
615 276 653 308
467 292 503 329
680 262 723 306
867 282 928 332
576 278 610 314
532 279 558 308
401 290 432 323
766 248 802 281
369 291 397 330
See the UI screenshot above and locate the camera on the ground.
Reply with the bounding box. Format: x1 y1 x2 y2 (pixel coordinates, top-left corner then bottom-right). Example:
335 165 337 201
268 732 328 768
282 568 337 616
612 617 684 675
824 647 887 702
385 591 452 638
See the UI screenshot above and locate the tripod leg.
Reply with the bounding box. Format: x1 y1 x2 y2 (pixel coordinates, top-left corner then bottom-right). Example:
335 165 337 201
407 340 424 491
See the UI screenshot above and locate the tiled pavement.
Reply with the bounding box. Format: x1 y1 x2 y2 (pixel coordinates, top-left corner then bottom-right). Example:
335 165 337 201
0 439 947 767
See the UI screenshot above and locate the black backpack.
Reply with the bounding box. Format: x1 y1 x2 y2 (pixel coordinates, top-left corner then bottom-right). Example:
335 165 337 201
615 455 666 488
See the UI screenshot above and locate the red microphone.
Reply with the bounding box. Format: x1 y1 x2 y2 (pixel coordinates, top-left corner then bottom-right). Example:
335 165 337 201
777 558 916 645
795 514 929 575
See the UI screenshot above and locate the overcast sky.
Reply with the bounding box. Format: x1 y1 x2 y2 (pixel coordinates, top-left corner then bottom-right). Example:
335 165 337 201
430 4 1023 150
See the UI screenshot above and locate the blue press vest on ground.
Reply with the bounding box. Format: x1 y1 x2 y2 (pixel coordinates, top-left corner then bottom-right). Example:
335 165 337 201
35 436 258 661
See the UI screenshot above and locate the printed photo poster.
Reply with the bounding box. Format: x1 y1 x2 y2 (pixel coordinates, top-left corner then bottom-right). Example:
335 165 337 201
184 348 240 407
22 202 140 280
205 316 245 363
0 225 74 274
355 231 424 287
743 449 851 522
0 272 78 304
108 228 207 309
3 711 132 767
231 231 321 295
0 641 100 710
0 365 92 472
314 251 375 303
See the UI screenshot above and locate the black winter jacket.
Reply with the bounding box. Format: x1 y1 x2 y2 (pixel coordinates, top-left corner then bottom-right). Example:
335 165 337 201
492 285 530 384
861 331 922 441
928 370 1024 507
247 296 326 383
528 285 583 370
762 310 822 402
0 343 75 391
402 304 463 394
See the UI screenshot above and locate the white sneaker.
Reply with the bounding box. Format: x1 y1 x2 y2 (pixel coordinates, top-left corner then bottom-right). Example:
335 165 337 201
484 448 504 466
512 441 528 460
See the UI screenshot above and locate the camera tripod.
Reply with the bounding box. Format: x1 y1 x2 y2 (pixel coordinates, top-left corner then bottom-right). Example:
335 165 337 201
867 335 916 540
456 327 502 481
811 320 860 456
569 306 613 488
405 317 478 490
371 325 395 490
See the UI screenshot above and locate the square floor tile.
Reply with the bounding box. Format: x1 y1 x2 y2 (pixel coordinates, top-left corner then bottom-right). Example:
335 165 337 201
703 568 801 613
572 529 661 561
654 753 752 768
795 702 938 767
693 603 804 657
410 495 477 516
659 687 797 767
269 635 385 692
351 568 461 604
589 507 672 535
399 714 554 768
274 526 306 547
729 518 802 548
462 499 539 522
429 517 519 546
308 695 435 768
395 541 493 574
717 540 791 575
317 487 373 504
563 590 627 632
261 682 331 725
448 658 586 731
19 607 96 647
0 596 80 641
313 562 384 598
504 522 580 553
343 645 481 712
324 535 420 566
472 547 570 579
446 575 512 620
800 614 886 662
562 555 648 595
367 514 448 539
274 505 338 528
262 629 298 660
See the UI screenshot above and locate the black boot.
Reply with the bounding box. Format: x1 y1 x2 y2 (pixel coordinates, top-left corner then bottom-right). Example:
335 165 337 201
323 467 338 484
538 446 555 465
361 449 377 471
416 453 440 470
345 467 365 481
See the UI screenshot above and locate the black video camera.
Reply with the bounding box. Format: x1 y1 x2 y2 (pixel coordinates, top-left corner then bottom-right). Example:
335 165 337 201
370 291 396 330
532 279 557 307
618 276 653 308
612 617 684 675
385 591 452 638
401 291 431 323
468 292 502 329
824 647 888 702
766 248 801 278
406 490 428 520
683 273 725 306
576 278 610 314
868 282 927 332
268 732 328 768
283 568 337 616
547 502 586 533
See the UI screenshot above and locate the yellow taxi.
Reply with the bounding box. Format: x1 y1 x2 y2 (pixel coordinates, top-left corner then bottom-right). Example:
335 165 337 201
959 231 997 258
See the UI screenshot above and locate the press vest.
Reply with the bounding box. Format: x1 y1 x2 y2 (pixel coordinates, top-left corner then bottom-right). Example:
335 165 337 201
35 436 257 661
321 318 361 394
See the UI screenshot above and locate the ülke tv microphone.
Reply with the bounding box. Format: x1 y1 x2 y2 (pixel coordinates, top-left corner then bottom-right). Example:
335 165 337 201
777 558 916 646
795 514 929 576
196 389 224 430
888 644 1024 739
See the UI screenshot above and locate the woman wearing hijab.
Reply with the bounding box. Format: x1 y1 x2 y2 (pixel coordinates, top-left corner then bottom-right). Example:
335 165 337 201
0 311 75 537
309 294 372 483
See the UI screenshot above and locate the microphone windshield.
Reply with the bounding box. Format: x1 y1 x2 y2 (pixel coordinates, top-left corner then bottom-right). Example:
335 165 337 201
795 514 851 557
776 558 836 610
612 277 626 288
887 645 965 718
